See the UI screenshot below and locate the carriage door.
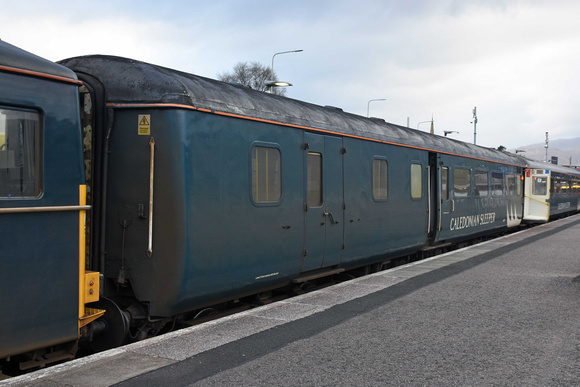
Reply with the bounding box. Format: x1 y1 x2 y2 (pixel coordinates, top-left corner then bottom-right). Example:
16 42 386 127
427 152 438 241
302 132 344 272
438 163 452 232
523 168 550 222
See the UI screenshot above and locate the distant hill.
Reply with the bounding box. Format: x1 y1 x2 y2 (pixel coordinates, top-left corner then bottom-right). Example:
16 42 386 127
507 137 580 167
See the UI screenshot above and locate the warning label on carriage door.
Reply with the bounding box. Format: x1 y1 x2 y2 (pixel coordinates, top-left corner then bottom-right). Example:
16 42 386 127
138 115 151 135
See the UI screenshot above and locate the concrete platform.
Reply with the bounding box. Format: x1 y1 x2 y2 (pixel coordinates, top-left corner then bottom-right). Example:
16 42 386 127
4 214 580 386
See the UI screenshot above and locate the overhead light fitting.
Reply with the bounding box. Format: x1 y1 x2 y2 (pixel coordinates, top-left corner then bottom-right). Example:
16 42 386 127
265 80 293 87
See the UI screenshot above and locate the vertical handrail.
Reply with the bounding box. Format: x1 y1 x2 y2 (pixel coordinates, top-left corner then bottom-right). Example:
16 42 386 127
438 168 442 231
426 165 431 234
79 184 87 323
147 137 155 258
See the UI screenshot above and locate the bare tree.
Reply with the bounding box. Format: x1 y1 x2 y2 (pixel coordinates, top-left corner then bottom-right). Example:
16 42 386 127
217 61 286 96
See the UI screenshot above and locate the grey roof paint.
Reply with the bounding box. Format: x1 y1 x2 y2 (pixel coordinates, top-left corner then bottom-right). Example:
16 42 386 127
60 54 523 166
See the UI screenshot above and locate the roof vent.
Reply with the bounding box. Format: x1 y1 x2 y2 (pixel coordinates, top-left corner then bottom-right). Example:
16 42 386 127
324 105 343 112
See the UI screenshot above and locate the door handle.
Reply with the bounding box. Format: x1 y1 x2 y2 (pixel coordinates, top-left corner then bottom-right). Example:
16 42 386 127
323 211 339 225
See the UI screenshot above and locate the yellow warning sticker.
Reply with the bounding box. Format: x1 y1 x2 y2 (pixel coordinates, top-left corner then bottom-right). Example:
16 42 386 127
138 114 151 135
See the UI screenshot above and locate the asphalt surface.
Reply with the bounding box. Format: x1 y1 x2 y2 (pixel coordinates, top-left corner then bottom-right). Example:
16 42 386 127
5 214 580 386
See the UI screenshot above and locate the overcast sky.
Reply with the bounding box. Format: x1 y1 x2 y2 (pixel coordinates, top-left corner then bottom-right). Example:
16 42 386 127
2 0 579 149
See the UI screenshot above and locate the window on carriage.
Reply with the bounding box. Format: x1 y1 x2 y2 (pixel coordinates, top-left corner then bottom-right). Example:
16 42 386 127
307 152 323 207
251 145 281 203
558 178 565 193
441 167 449 200
474 171 488 197
532 176 547 195
553 177 560 193
453 168 471 197
491 172 503 196
564 180 570 192
506 174 516 195
372 158 388 200
410 163 422 199
0 107 42 198
563 180 571 192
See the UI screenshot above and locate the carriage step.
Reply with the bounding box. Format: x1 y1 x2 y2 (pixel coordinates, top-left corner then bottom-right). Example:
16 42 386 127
292 268 345 284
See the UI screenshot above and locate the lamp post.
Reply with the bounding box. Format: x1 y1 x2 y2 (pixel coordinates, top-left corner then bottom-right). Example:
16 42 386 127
472 106 478 145
417 121 431 130
267 49 303 93
545 132 549 162
367 99 386 117
444 131 459 137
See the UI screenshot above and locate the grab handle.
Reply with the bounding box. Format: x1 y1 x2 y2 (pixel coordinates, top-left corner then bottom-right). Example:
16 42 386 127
147 137 155 258
323 211 339 225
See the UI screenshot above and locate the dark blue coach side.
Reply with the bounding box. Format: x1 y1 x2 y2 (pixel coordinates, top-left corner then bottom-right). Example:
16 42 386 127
0 40 87 362
60 55 526 322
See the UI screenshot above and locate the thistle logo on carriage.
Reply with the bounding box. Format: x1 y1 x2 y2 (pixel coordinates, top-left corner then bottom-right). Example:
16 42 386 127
450 212 496 231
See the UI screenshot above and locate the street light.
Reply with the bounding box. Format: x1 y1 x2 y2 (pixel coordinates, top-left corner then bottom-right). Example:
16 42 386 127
545 132 549 162
266 49 303 93
471 106 478 145
264 80 293 88
444 131 459 137
367 99 386 117
417 121 431 130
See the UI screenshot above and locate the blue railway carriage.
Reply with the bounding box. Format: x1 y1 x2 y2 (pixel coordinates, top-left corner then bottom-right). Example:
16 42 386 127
434 152 523 244
522 159 580 222
58 54 526 344
0 40 102 370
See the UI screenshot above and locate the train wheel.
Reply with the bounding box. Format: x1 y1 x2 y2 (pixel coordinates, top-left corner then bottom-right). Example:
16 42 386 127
88 298 130 353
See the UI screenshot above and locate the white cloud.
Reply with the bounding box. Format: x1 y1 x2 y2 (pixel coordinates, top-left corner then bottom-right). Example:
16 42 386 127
2 0 580 149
